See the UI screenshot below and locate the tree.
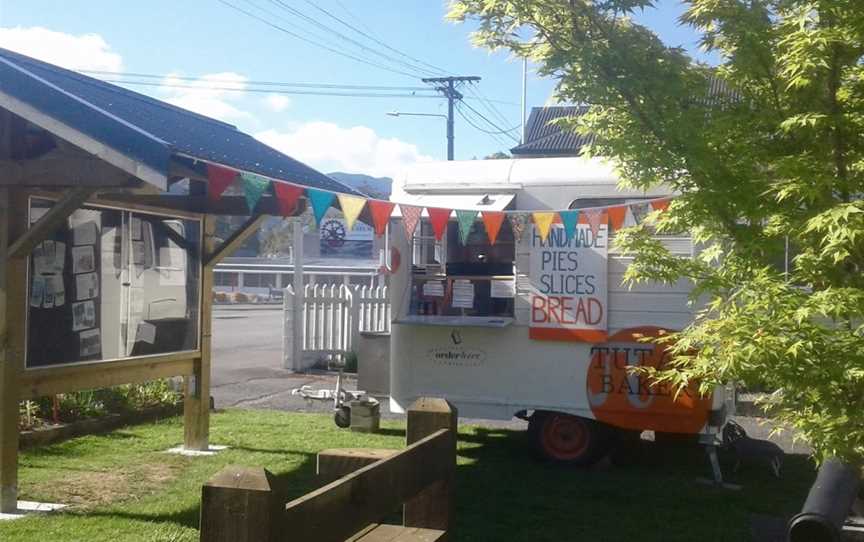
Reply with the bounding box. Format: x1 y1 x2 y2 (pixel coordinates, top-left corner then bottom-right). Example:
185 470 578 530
449 0 864 464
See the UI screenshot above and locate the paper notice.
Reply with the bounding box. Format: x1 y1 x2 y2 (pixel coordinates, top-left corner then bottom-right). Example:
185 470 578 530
132 241 145 265
47 275 65 307
451 280 475 309
131 217 142 240
72 245 96 274
136 321 157 345
72 221 98 246
491 279 516 299
75 272 99 301
30 276 45 308
422 280 445 297
72 300 96 331
53 241 66 273
79 328 101 357
32 243 50 275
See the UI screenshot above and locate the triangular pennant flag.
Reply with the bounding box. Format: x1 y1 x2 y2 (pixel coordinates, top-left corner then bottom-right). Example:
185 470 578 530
206 164 238 201
307 189 335 226
240 172 270 213
273 182 304 216
399 204 422 239
337 194 367 231
481 211 505 245
559 210 580 240
455 210 479 245
651 197 671 212
584 208 605 238
532 212 556 242
368 200 395 237
508 213 531 243
629 201 653 224
427 208 451 241
607 205 628 231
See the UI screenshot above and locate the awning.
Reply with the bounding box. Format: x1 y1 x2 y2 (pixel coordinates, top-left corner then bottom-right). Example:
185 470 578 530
391 193 515 217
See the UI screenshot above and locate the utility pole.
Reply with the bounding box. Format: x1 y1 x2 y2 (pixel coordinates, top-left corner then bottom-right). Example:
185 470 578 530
422 76 480 160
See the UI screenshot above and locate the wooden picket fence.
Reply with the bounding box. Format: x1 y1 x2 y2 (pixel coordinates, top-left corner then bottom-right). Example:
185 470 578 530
283 284 390 369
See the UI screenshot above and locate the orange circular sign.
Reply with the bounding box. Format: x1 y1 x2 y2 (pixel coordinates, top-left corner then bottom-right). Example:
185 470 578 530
586 326 711 434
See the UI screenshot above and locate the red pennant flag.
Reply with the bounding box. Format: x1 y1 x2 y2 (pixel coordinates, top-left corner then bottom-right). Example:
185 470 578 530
400 204 423 239
206 164 238 201
368 200 395 237
607 205 628 230
481 211 505 245
651 197 671 212
427 207 451 241
273 182 304 216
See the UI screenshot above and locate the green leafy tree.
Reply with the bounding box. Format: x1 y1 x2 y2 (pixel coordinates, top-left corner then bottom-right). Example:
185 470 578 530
449 0 864 464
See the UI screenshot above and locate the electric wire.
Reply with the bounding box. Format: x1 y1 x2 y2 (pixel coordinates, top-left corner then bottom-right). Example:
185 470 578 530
458 100 521 143
101 79 440 99
455 104 513 148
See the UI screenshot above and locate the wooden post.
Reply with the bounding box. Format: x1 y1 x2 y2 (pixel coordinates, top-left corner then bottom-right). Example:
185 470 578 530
404 397 457 535
290 218 303 370
184 214 216 450
0 187 17 512
199 465 276 542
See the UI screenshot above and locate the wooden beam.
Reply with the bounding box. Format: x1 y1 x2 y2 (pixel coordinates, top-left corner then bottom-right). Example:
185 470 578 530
94 194 294 216
0 148 141 188
8 187 94 259
200 466 277 542
205 214 266 268
280 429 452 542
20 353 197 399
0 187 17 512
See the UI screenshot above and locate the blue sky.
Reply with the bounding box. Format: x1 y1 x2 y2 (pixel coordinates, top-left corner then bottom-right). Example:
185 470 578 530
0 0 708 178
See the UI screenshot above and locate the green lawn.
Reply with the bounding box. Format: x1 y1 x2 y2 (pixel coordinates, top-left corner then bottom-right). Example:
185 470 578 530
0 410 814 541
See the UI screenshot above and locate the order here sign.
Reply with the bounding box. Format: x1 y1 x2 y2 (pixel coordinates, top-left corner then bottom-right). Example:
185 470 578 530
528 223 608 342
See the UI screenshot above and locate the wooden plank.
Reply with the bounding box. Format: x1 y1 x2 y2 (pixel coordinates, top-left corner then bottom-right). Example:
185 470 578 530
20 354 196 399
204 214 266 268
349 524 446 542
0 149 139 187
96 194 299 217
317 448 399 482
0 186 17 512
280 429 452 542
8 186 94 259
185 215 215 450
200 466 276 542
404 398 457 535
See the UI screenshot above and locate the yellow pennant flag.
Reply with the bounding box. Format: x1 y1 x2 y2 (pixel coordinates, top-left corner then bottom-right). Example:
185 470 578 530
532 211 556 242
337 194 367 231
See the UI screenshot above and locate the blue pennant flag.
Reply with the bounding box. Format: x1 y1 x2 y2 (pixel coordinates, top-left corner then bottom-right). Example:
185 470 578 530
559 210 580 240
306 189 335 226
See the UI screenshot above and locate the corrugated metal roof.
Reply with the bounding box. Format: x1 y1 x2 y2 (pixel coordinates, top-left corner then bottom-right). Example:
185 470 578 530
510 105 594 156
0 47 355 194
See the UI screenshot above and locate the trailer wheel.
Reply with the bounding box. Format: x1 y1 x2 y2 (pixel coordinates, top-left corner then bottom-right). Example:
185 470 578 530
334 406 351 428
529 411 608 466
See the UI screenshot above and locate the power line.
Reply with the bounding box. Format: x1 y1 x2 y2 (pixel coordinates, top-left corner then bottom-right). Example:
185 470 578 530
458 101 520 143
79 70 432 91
217 0 423 79
102 78 439 99
456 104 512 148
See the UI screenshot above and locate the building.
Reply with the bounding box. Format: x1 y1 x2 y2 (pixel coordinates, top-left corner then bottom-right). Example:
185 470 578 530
510 105 593 158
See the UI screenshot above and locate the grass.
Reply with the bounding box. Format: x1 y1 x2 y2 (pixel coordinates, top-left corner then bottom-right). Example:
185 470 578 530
0 410 815 542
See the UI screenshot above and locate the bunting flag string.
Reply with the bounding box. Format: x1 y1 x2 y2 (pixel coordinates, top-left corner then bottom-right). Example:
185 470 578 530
273 183 304 217
336 194 367 231
399 204 423 239
455 210 479 245
607 205 628 231
368 200 395 237
532 212 556 243
583 208 606 238
559 210 580 241
307 188 335 226
427 208 451 241
481 211 505 245
509 213 530 243
206 164 238 202
240 172 270 213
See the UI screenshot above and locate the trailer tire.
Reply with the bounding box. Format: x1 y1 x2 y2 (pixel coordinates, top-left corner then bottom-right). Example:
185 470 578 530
528 411 609 466
334 406 351 428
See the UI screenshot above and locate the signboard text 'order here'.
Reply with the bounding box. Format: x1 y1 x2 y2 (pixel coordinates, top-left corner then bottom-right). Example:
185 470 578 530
528 224 608 342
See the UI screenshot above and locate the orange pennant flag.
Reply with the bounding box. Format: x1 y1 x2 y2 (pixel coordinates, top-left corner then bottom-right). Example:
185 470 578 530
481 211 505 245
427 207 451 241
651 197 671 212
607 205 628 231
367 200 395 237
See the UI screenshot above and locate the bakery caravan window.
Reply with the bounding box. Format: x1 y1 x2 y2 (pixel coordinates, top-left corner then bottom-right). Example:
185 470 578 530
411 220 443 271
26 199 202 368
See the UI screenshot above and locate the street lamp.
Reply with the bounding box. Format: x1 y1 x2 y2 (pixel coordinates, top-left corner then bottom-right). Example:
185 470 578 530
386 111 451 160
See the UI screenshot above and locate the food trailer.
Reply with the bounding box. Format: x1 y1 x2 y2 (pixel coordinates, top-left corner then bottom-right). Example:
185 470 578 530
387 157 728 465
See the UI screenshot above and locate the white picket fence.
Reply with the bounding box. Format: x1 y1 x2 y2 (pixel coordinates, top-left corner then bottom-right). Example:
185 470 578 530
283 284 390 370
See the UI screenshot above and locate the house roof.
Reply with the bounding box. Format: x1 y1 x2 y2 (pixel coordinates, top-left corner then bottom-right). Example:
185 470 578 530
0 47 355 194
510 105 594 156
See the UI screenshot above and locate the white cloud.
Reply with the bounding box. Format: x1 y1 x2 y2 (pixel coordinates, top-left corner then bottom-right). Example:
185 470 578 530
263 94 291 112
159 71 254 124
0 26 123 72
256 121 433 178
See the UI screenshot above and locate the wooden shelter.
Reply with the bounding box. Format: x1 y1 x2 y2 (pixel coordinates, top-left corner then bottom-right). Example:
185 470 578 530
0 47 356 512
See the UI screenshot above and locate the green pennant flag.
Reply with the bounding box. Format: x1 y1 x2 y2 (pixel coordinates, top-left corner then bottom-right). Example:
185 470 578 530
240 173 270 213
455 209 478 245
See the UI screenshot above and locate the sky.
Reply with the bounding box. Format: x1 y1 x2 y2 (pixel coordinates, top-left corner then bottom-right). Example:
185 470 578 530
0 0 709 179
